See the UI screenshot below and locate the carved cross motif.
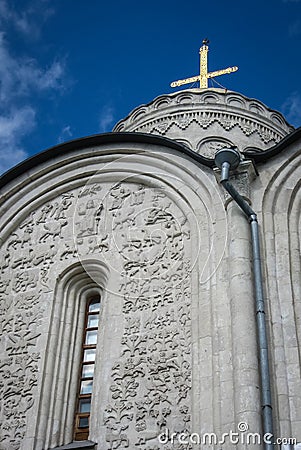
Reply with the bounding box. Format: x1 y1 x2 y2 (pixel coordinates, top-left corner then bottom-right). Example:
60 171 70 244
170 39 238 89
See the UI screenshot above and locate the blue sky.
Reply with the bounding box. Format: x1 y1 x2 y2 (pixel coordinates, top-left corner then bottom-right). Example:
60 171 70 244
0 0 300 174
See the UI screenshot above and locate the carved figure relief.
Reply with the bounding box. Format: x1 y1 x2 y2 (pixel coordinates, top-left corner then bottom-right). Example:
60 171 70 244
102 183 192 449
0 191 78 448
0 285 42 448
1 180 192 449
197 138 235 159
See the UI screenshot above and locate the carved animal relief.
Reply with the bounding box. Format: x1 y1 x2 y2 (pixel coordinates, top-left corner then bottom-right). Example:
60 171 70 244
101 184 192 450
0 180 192 450
0 193 76 449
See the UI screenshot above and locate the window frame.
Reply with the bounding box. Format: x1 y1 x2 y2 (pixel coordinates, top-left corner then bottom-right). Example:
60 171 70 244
74 295 101 441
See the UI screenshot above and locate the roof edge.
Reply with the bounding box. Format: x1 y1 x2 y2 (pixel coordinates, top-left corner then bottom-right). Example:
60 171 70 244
1 127 301 190
0 132 214 189
243 126 301 163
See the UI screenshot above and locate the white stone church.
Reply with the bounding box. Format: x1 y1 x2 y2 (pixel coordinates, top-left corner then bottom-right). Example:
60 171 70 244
0 51 301 449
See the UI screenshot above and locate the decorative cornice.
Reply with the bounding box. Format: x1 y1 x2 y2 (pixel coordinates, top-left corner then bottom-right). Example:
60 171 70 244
114 89 293 133
126 111 284 145
113 89 294 154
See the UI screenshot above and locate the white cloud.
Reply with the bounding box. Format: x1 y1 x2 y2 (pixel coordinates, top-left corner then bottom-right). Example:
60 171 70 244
0 33 65 102
0 107 36 174
58 125 73 143
0 0 54 39
0 4 67 175
281 91 301 126
18 58 66 94
99 106 115 133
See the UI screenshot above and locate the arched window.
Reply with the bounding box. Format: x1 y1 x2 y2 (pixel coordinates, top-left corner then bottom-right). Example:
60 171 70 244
35 261 108 450
74 295 101 441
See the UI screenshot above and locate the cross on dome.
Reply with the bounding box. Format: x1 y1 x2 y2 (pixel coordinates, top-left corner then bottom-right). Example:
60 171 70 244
170 39 238 89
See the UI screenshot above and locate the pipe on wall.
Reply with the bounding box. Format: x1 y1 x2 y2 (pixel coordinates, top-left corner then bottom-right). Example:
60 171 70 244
215 149 274 449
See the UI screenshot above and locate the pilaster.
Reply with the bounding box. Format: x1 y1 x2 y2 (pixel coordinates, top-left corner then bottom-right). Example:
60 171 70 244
215 162 262 447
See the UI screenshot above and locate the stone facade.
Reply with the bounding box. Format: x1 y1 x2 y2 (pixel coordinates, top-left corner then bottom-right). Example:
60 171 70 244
0 89 300 449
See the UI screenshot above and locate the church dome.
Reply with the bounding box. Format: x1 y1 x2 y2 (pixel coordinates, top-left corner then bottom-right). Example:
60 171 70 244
114 88 294 159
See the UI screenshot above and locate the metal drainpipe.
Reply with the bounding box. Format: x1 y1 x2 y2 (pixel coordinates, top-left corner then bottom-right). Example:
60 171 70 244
215 149 274 449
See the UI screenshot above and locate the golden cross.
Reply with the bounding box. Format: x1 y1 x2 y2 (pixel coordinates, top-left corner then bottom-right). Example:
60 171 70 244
170 39 238 89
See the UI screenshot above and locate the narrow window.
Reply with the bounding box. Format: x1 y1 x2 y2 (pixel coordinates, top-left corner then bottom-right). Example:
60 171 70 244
74 295 101 441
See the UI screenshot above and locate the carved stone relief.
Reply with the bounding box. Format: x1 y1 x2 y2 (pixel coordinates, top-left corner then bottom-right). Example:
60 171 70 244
0 281 42 448
135 111 283 145
0 180 192 449
0 192 78 448
101 184 192 450
196 138 235 159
